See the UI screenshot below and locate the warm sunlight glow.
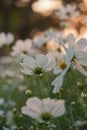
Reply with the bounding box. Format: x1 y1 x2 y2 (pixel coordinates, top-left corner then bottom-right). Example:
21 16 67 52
32 0 62 16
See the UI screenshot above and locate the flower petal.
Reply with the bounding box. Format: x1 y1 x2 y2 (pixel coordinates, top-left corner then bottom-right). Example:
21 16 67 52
26 97 42 114
21 106 42 122
73 61 87 76
75 38 87 52
66 33 75 47
41 98 56 113
65 47 74 65
52 100 65 117
52 74 64 93
53 67 62 75
76 51 87 66
58 37 66 51
21 56 36 70
35 54 48 67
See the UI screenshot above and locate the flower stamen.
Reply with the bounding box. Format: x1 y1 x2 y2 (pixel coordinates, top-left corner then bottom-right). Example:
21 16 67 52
33 67 44 75
58 62 66 69
40 112 53 121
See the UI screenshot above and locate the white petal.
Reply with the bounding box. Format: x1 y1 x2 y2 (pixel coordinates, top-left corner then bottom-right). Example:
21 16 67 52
75 38 87 52
6 33 14 44
53 67 62 75
21 68 34 75
41 98 56 113
58 37 66 51
52 74 64 93
65 47 74 64
21 106 41 121
45 60 56 71
26 97 42 114
52 100 65 117
76 51 87 66
35 54 48 67
66 33 75 47
22 56 36 70
73 62 87 76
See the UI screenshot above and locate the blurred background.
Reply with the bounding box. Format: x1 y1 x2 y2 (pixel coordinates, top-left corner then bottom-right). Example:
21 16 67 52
0 0 85 39
0 0 87 55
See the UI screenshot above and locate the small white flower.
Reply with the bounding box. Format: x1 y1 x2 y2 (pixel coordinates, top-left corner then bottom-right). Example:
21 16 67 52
11 39 38 57
21 97 65 123
33 28 60 48
44 28 57 42
56 4 80 20
59 34 87 76
0 32 14 47
33 35 46 47
20 54 55 76
51 48 73 93
46 51 65 65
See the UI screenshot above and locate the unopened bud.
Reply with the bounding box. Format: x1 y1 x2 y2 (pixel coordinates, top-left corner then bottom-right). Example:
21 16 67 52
25 90 32 97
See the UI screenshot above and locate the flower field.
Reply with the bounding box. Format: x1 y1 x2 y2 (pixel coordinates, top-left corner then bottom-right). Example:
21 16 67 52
0 0 87 130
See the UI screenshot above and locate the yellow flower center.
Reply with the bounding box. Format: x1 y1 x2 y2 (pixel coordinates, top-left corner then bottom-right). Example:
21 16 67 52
58 62 66 70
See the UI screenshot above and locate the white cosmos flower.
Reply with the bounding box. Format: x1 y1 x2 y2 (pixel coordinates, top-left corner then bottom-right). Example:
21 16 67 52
33 35 46 47
11 39 38 57
20 54 56 76
59 33 87 76
21 97 65 123
33 28 60 48
0 32 14 47
51 47 73 93
56 4 80 20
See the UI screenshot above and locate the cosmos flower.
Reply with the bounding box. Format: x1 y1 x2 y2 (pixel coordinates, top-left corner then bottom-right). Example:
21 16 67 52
33 28 60 48
20 54 56 76
59 33 87 76
0 32 14 47
51 47 73 93
11 39 39 57
21 97 65 123
33 35 46 48
56 4 80 20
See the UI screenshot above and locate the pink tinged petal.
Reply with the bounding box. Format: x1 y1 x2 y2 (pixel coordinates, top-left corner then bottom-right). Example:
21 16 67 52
22 56 36 70
25 39 32 46
35 54 48 67
41 98 56 113
21 106 42 122
26 97 42 114
75 38 87 52
52 100 65 117
52 74 64 93
74 61 87 76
